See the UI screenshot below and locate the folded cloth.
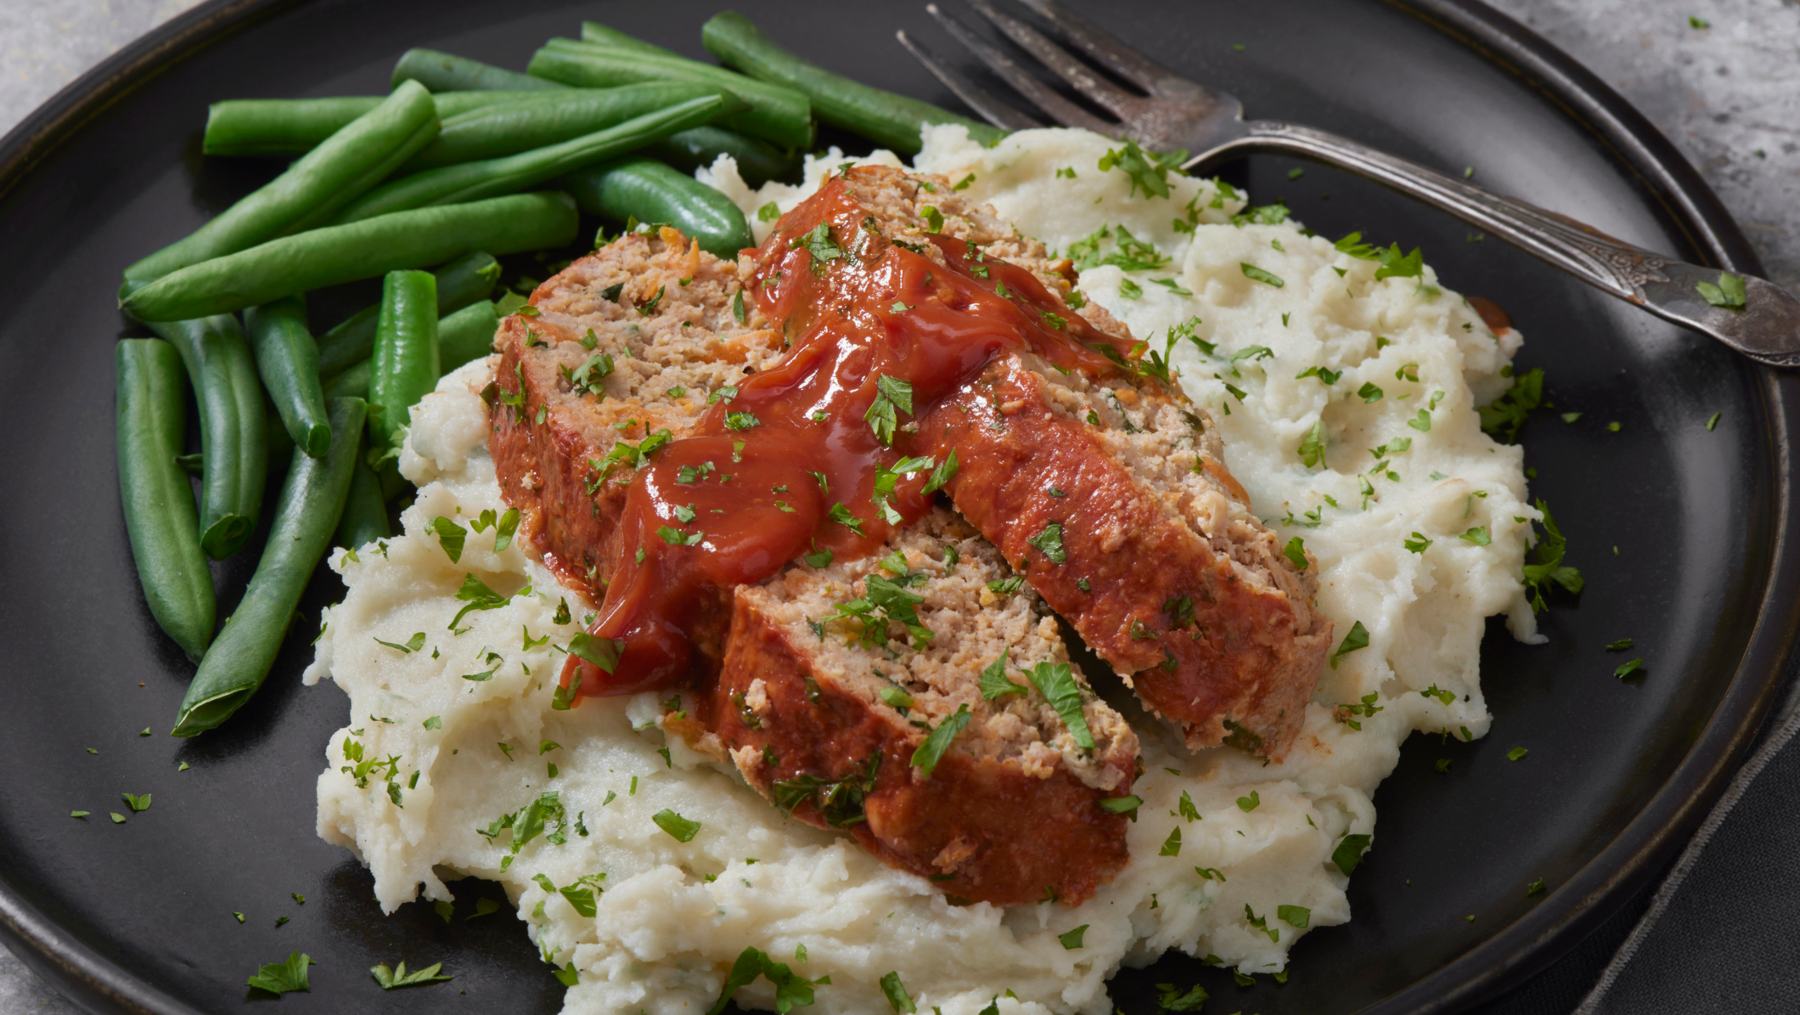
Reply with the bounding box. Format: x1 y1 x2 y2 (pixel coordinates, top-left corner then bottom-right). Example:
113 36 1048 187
1480 676 1800 1014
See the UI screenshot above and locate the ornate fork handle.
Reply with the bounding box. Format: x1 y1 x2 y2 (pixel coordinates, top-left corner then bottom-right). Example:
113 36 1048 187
1216 120 1800 367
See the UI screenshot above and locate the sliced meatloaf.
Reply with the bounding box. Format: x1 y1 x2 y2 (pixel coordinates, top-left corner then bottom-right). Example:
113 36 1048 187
697 509 1136 906
487 228 1138 905
750 166 1331 758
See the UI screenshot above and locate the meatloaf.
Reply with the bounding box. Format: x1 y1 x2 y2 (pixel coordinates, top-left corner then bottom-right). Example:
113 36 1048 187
487 228 1138 906
748 166 1333 758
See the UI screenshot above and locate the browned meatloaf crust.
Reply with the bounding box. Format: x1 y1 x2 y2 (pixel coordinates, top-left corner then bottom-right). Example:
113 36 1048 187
750 166 1332 758
487 228 1137 906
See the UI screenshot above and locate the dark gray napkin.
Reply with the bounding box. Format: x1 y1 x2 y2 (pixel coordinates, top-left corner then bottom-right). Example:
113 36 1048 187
1477 686 1800 1014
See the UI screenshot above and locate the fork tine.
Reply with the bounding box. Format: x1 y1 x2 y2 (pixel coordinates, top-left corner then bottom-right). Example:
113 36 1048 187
897 28 1045 132
1012 0 1175 93
964 0 1142 117
923 3 1117 135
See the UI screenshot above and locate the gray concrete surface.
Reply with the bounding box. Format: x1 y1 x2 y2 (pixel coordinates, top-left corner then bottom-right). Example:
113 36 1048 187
0 1 1795 1012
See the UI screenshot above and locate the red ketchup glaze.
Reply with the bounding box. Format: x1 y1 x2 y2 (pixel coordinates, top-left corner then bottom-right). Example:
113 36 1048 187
560 172 1139 700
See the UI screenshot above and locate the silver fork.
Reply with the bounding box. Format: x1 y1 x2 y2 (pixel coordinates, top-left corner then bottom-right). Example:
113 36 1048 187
899 0 1800 368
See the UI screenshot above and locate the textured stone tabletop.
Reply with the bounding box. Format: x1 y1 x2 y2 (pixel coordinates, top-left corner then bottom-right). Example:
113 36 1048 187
1 1 1795 1013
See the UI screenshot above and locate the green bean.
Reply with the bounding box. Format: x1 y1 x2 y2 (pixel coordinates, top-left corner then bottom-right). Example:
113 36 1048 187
203 92 556 158
369 271 440 453
316 251 498 376
529 40 813 150
324 300 499 401
335 457 390 550
648 125 794 185
564 159 752 258
407 82 719 168
171 397 366 737
392 47 558 93
437 299 502 369
577 21 682 57
123 81 439 286
244 296 331 458
701 11 1005 154
115 339 215 659
121 191 578 322
333 94 730 224
145 316 267 558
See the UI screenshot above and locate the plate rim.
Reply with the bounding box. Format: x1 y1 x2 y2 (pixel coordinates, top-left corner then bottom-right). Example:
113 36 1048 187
0 2 1792 1013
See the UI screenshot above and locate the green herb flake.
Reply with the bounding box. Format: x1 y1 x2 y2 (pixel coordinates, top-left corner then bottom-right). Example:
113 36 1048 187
1057 924 1089 949
910 704 971 779
1027 521 1067 564
1236 790 1260 812
1159 827 1182 856
1282 536 1309 571
246 952 313 996
1330 620 1370 668
1506 745 1529 762
1695 271 1747 310
371 960 452 990
1027 661 1095 750
1332 832 1372 875
1614 657 1646 680
1240 262 1285 288
651 808 701 843
1277 904 1311 929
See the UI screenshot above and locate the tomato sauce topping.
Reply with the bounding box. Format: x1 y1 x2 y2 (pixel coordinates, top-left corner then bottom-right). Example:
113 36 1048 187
560 172 1140 700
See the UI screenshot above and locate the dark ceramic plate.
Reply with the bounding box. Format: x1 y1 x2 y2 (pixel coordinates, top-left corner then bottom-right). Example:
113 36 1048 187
1 1 1794 1012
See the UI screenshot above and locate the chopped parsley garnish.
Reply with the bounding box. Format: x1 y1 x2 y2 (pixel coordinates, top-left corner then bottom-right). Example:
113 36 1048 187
834 574 933 650
1695 271 1747 310
1334 231 1381 260
1027 521 1067 564
1118 277 1143 300
1298 419 1328 469
1160 827 1182 856
757 201 780 222
567 351 614 396
1236 790 1260 812
920 449 959 495
449 573 511 629
121 792 152 813
793 222 843 270
1359 382 1385 403
634 285 665 316
1461 526 1491 546
1404 532 1432 553
920 205 944 233
429 516 467 562
1374 243 1424 281
375 631 427 654
1240 262 1285 287
1278 904 1311 929
652 808 701 842
1178 791 1201 822
772 755 880 828
1101 795 1143 816
568 632 621 674
1329 620 1370 668
1332 832 1372 875
708 947 821 1015
1523 499 1583 612
1297 365 1341 385
1097 139 1187 199
1614 657 1646 680
1156 982 1210 1011
1058 924 1089 949
1282 537 1308 571
723 410 760 431
657 525 704 546
1506 746 1529 762
1066 223 1169 272
865 374 914 446
910 704 971 778
246 952 312 995
1479 366 1544 442
828 503 865 535
1027 661 1095 750
979 651 1026 700
371 960 451 990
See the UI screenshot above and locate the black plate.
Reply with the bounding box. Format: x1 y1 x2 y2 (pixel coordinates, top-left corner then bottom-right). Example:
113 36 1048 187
1 1 1794 1012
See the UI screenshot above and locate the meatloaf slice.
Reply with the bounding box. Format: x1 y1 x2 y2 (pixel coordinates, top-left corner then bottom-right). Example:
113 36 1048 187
751 166 1332 758
488 228 1138 905
696 509 1137 906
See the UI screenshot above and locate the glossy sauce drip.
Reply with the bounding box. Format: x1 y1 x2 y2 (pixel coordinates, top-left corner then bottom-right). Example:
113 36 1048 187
561 172 1138 699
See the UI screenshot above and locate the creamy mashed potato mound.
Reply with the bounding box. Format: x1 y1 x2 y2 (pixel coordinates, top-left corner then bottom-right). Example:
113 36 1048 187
309 126 1537 1014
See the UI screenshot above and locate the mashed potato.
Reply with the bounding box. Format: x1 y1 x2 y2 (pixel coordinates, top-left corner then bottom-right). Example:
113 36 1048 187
308 127 1535 1014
